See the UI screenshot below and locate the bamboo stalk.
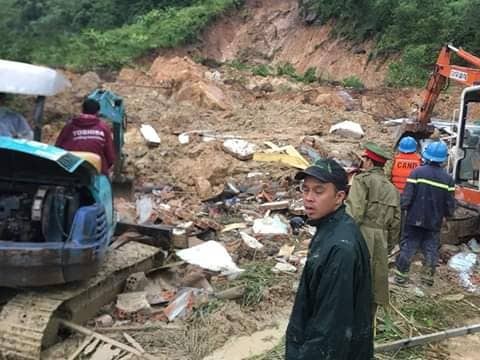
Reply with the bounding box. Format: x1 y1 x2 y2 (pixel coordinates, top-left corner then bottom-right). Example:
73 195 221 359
375 323 480 353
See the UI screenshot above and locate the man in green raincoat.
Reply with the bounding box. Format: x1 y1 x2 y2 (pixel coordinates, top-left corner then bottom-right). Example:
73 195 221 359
286 158 373 360
346 142 401 314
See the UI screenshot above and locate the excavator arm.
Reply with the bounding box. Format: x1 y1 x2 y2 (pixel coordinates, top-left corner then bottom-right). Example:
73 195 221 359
413 44 480 137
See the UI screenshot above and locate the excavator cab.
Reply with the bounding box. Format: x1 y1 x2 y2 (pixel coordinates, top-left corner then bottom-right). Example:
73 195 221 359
452 86 480 200
0 59 115 286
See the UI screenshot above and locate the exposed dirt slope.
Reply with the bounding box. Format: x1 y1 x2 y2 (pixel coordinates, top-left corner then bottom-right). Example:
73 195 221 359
168 0 389 87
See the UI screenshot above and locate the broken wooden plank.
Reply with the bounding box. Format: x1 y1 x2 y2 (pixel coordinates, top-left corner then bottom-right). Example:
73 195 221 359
259 200 290 211
123 333 145 354
90 343 121 360
83 337 102 356
68 335 95 360
59 319 158 360
221 223 248 232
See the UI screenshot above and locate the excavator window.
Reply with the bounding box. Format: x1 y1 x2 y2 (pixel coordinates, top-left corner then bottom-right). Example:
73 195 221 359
456 101 480 187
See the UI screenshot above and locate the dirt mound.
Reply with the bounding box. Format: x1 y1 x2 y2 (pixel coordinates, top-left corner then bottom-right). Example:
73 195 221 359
150 56 232 110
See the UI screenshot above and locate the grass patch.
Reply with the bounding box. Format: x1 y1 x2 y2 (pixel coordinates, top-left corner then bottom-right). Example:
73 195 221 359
252 64 274 77
247 338 285 360
239 261 277 307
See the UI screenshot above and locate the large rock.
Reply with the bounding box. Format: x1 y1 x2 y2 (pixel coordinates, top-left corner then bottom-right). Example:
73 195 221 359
150 56 231 110
176 80 231 110
309 92 347 110
150 56 204 84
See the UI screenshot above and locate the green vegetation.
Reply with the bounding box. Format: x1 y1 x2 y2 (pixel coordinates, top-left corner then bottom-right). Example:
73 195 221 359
252 64 274 77
301 0 480 86
342 75 365 90
0 0 243 70
227 60 318 84
238 261 276 307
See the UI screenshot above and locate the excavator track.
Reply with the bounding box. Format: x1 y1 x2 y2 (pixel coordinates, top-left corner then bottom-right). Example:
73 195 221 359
0 241 164 360
441 205 480 245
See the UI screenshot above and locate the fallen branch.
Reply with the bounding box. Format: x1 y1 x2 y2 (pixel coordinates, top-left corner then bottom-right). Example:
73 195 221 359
375 323 480 353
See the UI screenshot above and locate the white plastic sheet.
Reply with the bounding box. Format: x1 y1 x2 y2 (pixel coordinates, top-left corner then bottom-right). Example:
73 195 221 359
253 215 289 235
140 124 161 145
176 241 243 276
448 252 478 292
329 120 364 139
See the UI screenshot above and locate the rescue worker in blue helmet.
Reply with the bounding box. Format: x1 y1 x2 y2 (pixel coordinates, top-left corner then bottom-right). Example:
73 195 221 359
395 141 456 286
389 136 422 193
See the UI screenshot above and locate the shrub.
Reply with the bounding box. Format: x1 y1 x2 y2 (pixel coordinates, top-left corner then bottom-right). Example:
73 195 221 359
342 76 364 90
252 64 273 77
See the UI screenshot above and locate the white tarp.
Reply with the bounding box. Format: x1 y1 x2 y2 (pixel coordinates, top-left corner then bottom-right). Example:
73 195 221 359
253 215 289 235
176 241 243 276
448 252 478 292
0 59 71 96
329 120 364 139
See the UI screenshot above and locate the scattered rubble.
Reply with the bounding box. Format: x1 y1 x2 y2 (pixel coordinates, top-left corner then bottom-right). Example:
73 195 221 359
39 11 480 358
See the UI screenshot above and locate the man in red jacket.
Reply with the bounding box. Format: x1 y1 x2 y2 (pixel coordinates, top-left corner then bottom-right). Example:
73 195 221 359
56 98 115 175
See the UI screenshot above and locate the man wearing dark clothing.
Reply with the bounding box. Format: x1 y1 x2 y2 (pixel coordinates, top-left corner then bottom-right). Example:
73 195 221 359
286 158 373 360
395 141 455 286
56 98 115 175
0 93 33 140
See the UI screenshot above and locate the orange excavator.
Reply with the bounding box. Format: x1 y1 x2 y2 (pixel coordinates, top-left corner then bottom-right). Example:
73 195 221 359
401 44 480 139
403 44 480 244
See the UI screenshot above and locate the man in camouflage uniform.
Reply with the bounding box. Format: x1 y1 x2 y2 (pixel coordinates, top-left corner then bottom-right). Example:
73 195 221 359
346 142 401 315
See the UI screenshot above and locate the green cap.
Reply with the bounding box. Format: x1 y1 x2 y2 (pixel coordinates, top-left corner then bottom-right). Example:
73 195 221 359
362 142 391 161
295 158 348 191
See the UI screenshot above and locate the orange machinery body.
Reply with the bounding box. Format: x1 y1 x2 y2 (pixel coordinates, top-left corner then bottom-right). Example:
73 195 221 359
456 185 480 206
405 44 480 137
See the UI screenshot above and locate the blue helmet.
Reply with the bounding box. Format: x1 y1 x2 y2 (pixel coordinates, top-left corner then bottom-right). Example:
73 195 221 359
422 141 448 163
398 136 417 153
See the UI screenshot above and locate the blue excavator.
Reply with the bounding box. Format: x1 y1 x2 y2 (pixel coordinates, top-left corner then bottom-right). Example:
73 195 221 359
0 59 178 358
